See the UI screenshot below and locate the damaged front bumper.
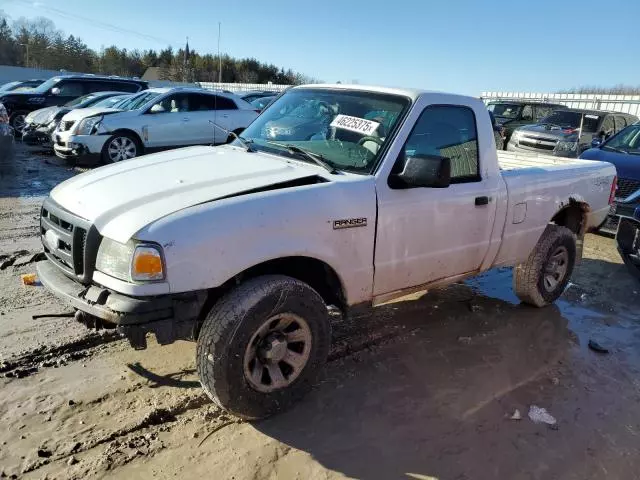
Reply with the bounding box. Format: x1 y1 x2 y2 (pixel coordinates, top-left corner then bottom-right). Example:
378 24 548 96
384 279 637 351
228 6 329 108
37 260 206 350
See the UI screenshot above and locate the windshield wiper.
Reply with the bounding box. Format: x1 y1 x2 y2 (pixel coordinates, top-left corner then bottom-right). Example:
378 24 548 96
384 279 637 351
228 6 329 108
208 120 254 152
265 141 338 174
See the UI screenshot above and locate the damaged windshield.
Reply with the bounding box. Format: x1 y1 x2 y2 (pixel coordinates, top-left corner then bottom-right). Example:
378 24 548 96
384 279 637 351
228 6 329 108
236 88 410 174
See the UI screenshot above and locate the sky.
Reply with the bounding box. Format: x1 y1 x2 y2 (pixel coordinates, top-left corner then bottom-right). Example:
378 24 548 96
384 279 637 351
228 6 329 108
1 0 639 95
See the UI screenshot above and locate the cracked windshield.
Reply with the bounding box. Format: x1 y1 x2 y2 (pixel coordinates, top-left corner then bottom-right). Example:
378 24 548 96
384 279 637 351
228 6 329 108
2 0 640 479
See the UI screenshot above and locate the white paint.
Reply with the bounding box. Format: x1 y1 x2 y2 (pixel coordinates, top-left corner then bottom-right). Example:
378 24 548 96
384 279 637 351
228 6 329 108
48 86 616 304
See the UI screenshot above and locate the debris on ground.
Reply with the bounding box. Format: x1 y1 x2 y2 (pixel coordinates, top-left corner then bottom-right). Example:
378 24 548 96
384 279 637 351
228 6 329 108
588 339 609 354
20 273 37 286
458 336 472 344
528 405 557 425
509 409 522 420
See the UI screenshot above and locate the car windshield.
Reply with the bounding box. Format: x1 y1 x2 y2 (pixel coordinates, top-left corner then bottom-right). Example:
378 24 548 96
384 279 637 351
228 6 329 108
540 111 600 132
487 103 522 119
0 81 22 92
112 91 161 111
237 88 410 174
31 77 62 93
65 93 99 107
93 95 130 108
602 125 640 155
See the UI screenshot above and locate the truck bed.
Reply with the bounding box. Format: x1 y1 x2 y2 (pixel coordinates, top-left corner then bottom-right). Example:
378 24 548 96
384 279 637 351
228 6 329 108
497 150 588 170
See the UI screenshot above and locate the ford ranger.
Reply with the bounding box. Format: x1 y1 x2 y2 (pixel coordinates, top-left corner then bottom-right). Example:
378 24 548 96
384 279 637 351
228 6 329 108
37 85 617 419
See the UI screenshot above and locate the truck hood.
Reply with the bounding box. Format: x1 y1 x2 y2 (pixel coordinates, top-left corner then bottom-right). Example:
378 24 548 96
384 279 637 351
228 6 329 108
50 145 326 243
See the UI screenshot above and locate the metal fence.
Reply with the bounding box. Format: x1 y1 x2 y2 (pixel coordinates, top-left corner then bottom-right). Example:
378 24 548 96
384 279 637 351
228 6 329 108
481 91 640 117
197 82 291 93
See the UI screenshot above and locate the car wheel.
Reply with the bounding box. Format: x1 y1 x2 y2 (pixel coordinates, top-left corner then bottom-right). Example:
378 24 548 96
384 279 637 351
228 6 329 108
196 275 331 420
617 218 640 282
9 111 28 134
514 225 577 307
101 133 142 163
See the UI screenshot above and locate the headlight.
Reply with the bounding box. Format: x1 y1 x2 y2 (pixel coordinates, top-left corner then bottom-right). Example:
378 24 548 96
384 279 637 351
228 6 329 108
96 238 164 282
554 141 577 152
75 116 103 135
510 130 521 143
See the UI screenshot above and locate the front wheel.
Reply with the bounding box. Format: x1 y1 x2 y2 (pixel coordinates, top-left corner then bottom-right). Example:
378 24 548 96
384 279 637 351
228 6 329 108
514 225 577 307
9 111 28 134
101 133 142 163
196 275 331 420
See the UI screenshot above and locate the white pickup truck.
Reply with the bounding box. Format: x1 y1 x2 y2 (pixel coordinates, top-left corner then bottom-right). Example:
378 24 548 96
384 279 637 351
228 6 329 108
37 85 616 419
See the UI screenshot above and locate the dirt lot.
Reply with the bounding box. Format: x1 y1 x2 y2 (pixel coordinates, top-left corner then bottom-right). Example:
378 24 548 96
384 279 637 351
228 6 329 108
1 145 640 479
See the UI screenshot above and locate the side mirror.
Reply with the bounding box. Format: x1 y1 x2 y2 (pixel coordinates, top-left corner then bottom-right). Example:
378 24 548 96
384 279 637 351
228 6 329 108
591 138 602 148
50 87 61 96
389 153 451 189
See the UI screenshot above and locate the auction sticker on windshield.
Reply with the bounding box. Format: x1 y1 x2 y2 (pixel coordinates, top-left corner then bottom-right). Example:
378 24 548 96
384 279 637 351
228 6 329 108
330 115 380 136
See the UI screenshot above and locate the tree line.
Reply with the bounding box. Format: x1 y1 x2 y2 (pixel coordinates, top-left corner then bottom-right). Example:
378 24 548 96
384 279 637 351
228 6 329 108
0 14 317 85
558 85 640 95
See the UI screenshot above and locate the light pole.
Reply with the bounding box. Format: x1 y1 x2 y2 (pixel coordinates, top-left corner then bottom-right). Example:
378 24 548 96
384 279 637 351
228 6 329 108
217 22 222 84
20 43 29 68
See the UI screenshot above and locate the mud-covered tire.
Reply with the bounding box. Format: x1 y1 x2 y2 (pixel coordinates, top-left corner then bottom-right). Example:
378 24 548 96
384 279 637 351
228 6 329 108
196 275 331 420
514 225 577 307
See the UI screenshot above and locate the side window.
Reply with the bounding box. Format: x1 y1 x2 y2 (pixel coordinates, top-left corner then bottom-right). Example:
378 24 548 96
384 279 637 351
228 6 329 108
88 81 141 93
614 116 627 133
534 105 552 120
214 96 238 110
521 105 533 121
403 105 480 183
601 115 615 137
54 81 85 96
187 93 217 111
148 93 189 114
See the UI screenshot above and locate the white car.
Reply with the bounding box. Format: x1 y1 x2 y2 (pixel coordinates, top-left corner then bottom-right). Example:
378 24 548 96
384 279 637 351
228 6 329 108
38 84 616 419
53 87 258 163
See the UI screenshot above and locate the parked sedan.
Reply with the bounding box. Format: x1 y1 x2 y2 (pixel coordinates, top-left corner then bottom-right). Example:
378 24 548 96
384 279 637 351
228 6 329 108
22 92 131 147
580 122 640 234
53 87 258 164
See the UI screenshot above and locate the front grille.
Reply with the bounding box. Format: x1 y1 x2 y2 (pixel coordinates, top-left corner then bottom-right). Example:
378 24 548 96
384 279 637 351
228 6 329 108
40 198 100 283
617 178 640 200
518 134 558 151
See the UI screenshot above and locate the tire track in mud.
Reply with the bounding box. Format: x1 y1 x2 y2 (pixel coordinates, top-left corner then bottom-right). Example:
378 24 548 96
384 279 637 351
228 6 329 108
1 330 123 378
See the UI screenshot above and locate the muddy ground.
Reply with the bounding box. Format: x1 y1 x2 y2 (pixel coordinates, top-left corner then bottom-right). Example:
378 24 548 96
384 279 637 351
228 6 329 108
1 144 640 479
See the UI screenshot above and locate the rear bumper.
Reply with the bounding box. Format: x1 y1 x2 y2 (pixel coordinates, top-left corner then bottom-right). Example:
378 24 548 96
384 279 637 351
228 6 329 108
37 260 206 349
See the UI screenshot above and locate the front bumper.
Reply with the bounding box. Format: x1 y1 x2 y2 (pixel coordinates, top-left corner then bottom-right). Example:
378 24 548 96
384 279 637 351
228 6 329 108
22 125 53 147
53 133 107 162
37 260 206 349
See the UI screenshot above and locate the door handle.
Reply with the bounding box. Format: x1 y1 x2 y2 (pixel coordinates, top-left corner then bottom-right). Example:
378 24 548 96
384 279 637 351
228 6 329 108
475 196 490 206
222 114 229 118
182 117 190 122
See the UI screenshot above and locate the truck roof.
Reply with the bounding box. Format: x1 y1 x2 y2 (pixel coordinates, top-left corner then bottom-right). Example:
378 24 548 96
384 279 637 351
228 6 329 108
294 83 475 103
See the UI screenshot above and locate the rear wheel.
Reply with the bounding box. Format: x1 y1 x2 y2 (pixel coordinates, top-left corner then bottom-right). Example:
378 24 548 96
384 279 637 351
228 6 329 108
514 225 577 307
617 218 640 281
101 133 142 163
196 275 331 419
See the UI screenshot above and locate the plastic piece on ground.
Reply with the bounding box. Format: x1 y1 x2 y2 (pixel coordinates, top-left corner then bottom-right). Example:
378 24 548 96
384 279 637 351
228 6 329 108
21 273 37 285
528 405 556 425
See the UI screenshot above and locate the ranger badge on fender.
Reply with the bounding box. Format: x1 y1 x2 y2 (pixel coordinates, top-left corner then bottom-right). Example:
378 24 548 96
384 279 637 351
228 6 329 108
333 218 367 230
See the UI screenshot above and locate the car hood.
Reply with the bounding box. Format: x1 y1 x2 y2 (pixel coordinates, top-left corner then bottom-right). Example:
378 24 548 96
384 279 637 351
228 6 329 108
517 123 591 141
26 106 60 124
580 147 640 180
50 145 328 243
61 106 125 122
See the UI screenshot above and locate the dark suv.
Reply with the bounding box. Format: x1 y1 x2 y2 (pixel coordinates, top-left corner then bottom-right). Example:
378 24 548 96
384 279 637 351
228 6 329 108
487 100 567 146
0 75 148 132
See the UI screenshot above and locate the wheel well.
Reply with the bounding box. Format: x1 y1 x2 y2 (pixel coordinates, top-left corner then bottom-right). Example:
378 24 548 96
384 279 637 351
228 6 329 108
551 201 589 236
109 129 144 150
200 257 346 322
